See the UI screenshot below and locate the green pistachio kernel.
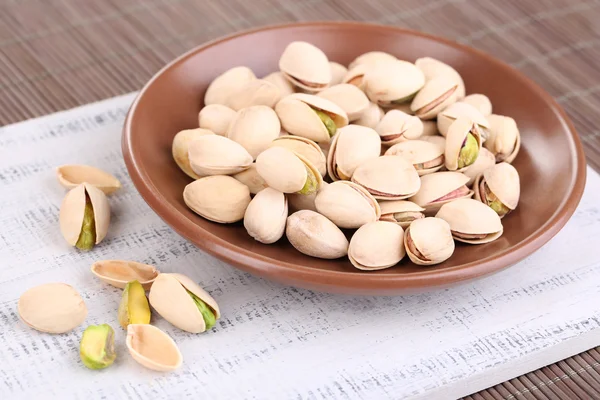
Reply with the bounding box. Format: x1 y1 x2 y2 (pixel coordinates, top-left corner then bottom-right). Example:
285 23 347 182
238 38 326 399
297 165 319 195
458 133 479 169
118 280 151 329
186 289 216 330
80 324 116 370
488 198 511 216
312 109 337 137
75 193 96 251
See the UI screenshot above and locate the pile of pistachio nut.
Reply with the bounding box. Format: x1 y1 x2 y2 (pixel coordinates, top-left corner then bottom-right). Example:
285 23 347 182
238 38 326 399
175 41 521 270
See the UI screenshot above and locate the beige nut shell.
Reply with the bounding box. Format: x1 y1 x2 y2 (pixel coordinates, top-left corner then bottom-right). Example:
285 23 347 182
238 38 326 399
198 104 237 137
256 146 323 194
279 41 331 92
204 66 256 105
364 60 425 106
475 162 520 210
410 76 459 120
329 62 348 85
244 188 288 244
327 124 381 181
437 102 489 137
91 260 159 290
405 217 455 265
408 171 473 213
183 176 251 223
59 183 110 246
484 114 520 163
317 84 369 121
172 128 215 180
286 210 348 259
464 147 496 186
461 94 492 116
436 198 503 244
225 79 281 111
375 110 423 145
351 155 421 200
232 164 268 195
315 180 381 229
444 116 483 172
262 71 295 98
385 140 444 176
227 105 281 159
354 102 385 129
270 135 327 177
126 324 183 372
349 221 406 271
56 165 121 195
415 57 466 99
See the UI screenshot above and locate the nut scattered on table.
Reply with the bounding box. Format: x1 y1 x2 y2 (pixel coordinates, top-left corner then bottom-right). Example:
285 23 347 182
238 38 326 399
118 280 151 329
80 324 117 370
91 260 159 290
56 164 122 195
126 324 183 372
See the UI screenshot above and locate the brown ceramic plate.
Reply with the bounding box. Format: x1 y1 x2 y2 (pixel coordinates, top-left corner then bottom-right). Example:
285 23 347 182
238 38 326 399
122 21 586 295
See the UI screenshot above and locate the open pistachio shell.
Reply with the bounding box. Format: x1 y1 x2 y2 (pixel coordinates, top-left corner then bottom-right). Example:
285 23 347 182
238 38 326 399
421 120 439 136
198 104 237 137
286 210 348 259
315 181 381 229
354 101 385 129
183 176 251 223
91 260 159 290
342 64 369 90
375 110 424 146
349 221 405 271
57 165 121 195
225 79 281 111
188 135 253 176
126 324 183 372
329 62 348 85
18 283 87 334
118 280 151 329
244 188 288 244
262 71 295 98
80 324 116 370
484 114 520 163
445 116 483 172
365 60 425 106
348 51 397 70
408 171 473 214
385 140 444 176
256 146 322 194
317 84 369 121
352 155 421 200
172 128 215 179
474 162 520 217
279 41 331 92
404 217 454 265
270 135 327 177
227 105 281 159
464 147 496 186
327 124 381 181
410 76 459 120
437 102 489 137
436 198 503 244
378 200 425 228
232 163 269 194
461 94 492 116
204 66 256 105
415 57 465 99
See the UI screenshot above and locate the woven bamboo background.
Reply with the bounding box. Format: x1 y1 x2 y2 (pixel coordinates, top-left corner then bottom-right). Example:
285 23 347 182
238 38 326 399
1 0 599 398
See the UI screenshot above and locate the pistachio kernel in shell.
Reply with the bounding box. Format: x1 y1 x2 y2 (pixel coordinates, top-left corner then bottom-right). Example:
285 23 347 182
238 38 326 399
75 193 96 251
187 289 216 330
458 133 479 169
312 108 337 137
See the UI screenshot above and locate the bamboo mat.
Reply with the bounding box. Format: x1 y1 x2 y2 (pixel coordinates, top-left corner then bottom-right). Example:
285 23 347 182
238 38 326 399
1 0 599 398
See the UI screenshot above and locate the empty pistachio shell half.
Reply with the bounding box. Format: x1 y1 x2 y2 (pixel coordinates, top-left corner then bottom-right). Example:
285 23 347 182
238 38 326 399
286 210 348 259
463 147 496 186
436 198 503 244
437 102 489 137
385 140 444 176
270 135 327 177
329 62 348 85
352 156 421 200
342 64 369 90
262 71 295 98
404 217 454 265
172 128 215 179
484 114 520 163
415 57 466 99
225 79 281 111
227 105 281 159
410 76 459 120
59 183 110 250
256 146 323 195
354 101 385 129
56 165 121 195
184 176 251 223
474 162 520 218
421 120 439 136
80 324 116 370
364 60 425 107
232 163 269 194
118 280 151 329
188 135 253 176
91 260 159 290
279 41 331 92
317 83 369 121
445 116 483 171
198 104 236 137
409 171 473 214
376 110 423 146
461 94 492 117
244 188 288 244
378 200 425 228
349 221 406 271
315 181 381 229
348 51 397 70
204 66 256 105
327 124 381 181
18 283 87 333
126 324 183 372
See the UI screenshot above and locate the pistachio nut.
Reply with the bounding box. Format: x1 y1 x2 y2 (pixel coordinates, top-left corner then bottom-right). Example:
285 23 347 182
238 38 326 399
463 147 496 186
352 155 421 200
378 200 425 228
256 146 323 195
410 76 459 120
172 128 215 179
227 105 281 159
348 221 406 271
348 51 397 70
244 187 288 244
149 273 220 333
279 41 331 92
404 217 454 265
126 324 183 372
420 135 446 152
409 171 473 214
461 94 492 117
80 324 116 370
18 283 87 334
275 93 349 143
474 162 520 218
421 120 439 136
198 104 237 136
385 140 444 176
57 165 121 195
484 114 520 163
118 280 151 329
315 181 381 229
59 183 110 251
317 83 369 121
204 66 256 105
364 60 425 106
436 198 503 244
342 64 369 90
445 116 483 171
386 102 414 115
437 102 490 137
415 57 465 99
286 210 349 259
287 181 327 213
329 62 348 85
91 260 159 290
262 71 295 98
183 175 251 223
188 135 253 176
270 135 327 177
327 124 381 181
232 163 269 194
354 101 385 129
225 79 281 111
375 110 424 146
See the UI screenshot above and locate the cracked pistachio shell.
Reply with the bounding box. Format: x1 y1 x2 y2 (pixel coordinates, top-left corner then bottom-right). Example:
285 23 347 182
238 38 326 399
315 181 381 229
256 146 322 194
342 64 369 90
225 79 281 111
408 171 473 214
474 162 520 216
410 76 459 120
188 135 253 176
91 260 159 290
198 104 237 136
232 163 268 195
80 324 116 370
275 93 349 143
436 198 503 244
288 181 327 212
118 280 151 329
349 221 405 271
59 183 110 247
421 120 439 136
227 105 281 159
352 156 421 200
18 283 87 334
317 84 369 121
244 188 288 244
437 102 489 137
329 62 348 85
461 94 492 116
354 101 385 129
445 116 483 171
149 273 220 334
183 176 251 223
286 210 348 259
204 66 256 105
270 135 327 177
464 147 496 186
415 57 465 99
57 165 121 195
364 60 425 106
375 110 423 145
378 200 425 228
385 140 444 176
404 217 454 265
126 324 183 372
263 71 296 98
279 41 331 92
484 114 520 163
348 51 397 70
172 128 215 179
327 125 381 181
